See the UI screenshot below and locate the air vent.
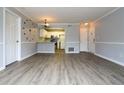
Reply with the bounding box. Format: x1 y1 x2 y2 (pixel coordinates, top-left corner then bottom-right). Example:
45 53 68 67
68 47 74 52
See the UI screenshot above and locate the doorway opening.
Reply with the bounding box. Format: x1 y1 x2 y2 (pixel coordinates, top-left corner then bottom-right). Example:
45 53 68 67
55 31 65 53
39 27 65 54
5 9 21 66
80 22 95 54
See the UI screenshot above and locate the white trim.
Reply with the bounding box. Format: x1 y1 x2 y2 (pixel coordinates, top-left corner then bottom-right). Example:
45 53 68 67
94 7 120 23
95 42 124 45
5 8 20 18
37 51 55 53
19 52 37 61
38 23 80 26
0 67 5 71
0 8 5 71
21 42 37 44
14 8 33 21
17 17 22 61
4 8 21 65
3 8 5 69
95 53 124 67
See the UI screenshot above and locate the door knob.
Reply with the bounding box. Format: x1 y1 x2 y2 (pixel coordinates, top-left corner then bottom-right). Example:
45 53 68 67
16 40 19 43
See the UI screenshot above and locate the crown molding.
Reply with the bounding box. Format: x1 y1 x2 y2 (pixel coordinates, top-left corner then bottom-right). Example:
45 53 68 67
94 7 121 23
38 23 80 26
14 7 34 22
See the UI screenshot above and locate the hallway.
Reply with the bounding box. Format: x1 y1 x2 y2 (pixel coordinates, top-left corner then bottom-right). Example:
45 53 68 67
0 51 124 85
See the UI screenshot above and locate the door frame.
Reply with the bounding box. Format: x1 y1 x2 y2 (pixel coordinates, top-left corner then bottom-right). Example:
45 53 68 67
3 8 21 66
87 22 95 54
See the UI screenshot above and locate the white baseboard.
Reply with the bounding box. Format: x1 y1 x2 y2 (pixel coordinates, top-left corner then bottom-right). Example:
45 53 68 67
37 51 55 53
95 53 124 67
0 66 5 71
20 52 37 61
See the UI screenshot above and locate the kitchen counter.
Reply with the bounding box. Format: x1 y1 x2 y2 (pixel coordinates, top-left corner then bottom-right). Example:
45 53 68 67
37 41 55 44
37 41 55 53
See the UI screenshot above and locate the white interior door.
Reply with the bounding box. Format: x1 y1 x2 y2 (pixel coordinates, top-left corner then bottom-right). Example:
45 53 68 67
80 23 88 52
5 11 18 65
88 23 95 53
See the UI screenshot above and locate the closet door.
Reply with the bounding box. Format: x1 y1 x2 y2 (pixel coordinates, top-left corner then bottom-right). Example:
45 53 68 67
5 11 18 65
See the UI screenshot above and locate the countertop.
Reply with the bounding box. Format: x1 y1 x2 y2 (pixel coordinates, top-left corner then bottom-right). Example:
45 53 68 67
37 41 56 44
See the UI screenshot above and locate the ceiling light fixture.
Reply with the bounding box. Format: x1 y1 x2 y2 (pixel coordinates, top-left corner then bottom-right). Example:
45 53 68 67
44 19 49 27
84 22 89 26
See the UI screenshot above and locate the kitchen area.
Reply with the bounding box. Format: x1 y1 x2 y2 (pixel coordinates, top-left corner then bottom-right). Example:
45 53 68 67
37 28 65 53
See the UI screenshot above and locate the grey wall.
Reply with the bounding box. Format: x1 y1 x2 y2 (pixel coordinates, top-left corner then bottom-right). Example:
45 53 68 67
7 8 38 60
66 25 80 43
0 8 3 42
95 8 124 65
65 24 80 53
21 17 38 59
0 8 3 69
0 45 3 69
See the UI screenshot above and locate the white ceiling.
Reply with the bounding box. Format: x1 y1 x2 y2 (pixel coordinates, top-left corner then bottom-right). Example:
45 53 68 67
16 7 116 23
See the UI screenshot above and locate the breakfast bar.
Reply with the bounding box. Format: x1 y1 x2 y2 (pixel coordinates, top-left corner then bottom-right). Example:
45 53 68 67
37 42 55 53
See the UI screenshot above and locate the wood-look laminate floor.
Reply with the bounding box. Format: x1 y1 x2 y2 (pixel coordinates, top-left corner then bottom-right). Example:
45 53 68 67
0 50 124 85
